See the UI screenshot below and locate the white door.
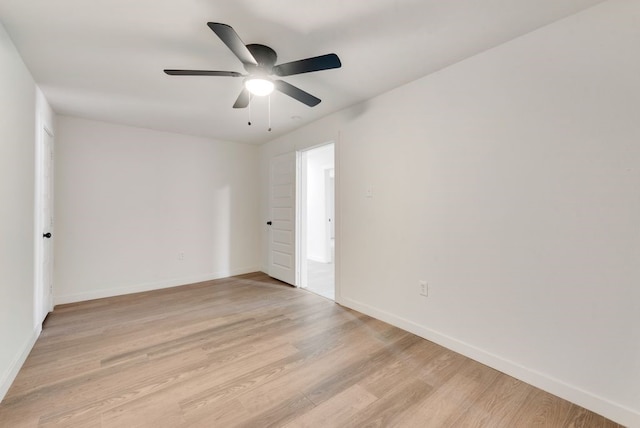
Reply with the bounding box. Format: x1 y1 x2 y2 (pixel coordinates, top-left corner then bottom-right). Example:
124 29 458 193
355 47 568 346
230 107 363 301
268 152 296 285
37 127 54 323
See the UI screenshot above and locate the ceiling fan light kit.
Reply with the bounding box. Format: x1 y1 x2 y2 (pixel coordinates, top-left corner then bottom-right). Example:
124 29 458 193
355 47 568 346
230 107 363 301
164 22 341 130
244 77 274 96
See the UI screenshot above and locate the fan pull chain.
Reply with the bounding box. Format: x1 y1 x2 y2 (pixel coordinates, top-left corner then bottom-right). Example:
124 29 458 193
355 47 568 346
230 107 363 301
268 95 272 132
248 95 252 126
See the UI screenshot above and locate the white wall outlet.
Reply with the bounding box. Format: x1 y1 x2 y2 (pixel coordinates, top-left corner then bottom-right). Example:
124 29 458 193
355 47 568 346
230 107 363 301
178 252 185 261
419 280 428 297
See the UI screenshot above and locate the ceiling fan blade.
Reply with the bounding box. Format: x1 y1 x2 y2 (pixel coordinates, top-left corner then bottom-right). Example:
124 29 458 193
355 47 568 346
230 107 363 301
164 69 242 77
207 22 258 66
275 80 321 107
233 88 252 109
273 53 341 77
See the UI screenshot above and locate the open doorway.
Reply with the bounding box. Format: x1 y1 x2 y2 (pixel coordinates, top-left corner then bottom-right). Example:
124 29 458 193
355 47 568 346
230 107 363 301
298 143 335 300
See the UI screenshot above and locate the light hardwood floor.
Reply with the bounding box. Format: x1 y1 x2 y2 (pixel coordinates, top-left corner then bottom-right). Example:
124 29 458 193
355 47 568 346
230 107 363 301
0 272 623 427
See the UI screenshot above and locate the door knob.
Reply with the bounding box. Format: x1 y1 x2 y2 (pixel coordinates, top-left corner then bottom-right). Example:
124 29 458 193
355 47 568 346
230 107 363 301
266 221 272 225
43 233 52 238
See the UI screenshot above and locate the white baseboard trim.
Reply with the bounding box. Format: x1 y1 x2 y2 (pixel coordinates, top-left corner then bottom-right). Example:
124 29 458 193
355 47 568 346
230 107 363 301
54 266 260 305
0 325 41 403
339 296 639 428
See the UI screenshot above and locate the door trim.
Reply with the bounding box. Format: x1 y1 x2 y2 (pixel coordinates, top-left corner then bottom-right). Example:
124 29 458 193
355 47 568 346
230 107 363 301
296 141 336 296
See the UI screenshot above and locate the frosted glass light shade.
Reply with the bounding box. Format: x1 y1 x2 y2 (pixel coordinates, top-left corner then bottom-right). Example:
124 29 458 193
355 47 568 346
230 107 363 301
245 78 274 96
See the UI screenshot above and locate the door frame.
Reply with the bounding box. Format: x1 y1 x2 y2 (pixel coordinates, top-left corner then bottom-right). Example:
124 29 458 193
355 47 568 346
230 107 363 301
324 167 335 263
295 150 307 288
295 141 335 292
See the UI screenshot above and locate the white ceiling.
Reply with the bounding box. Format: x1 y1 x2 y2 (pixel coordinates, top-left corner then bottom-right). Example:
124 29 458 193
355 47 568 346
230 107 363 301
0 0 603 144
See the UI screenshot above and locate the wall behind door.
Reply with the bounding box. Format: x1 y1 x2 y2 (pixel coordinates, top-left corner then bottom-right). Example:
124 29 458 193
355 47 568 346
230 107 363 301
54 116 260 304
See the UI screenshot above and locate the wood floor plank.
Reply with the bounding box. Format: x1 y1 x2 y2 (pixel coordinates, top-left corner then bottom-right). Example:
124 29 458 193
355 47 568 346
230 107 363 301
390 358 501 427
178 321 384 419
227 321 396 417
98 342 299 423
0 272 622 427
101 396 187 428
357 338 442 398
282 385 378 428
506 387 575 427
345 378 434 427
234 393 315 428
181 398 252 428
447 372 536 427
304 333 421 405
564 405 612 428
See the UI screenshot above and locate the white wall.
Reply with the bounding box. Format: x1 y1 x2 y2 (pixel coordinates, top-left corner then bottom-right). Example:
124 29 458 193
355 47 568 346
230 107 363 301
306 144 334 262
54 116 260 303
259 1 640 425
0 22 53 401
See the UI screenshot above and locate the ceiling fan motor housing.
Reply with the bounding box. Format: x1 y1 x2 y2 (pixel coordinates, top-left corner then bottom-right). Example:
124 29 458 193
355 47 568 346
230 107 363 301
244 44 277 74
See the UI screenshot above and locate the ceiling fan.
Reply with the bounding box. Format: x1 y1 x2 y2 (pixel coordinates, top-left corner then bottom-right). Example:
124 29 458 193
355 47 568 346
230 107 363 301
164 22 342 109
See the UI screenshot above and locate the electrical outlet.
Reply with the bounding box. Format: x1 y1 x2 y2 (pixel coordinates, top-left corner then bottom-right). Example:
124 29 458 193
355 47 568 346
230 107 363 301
419 280 428 297
178 252 185 261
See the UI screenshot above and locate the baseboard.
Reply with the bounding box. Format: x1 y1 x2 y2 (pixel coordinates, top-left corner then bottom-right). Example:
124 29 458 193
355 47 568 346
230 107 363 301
54 266 260 305
339 296 639 428
0 325 41 403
